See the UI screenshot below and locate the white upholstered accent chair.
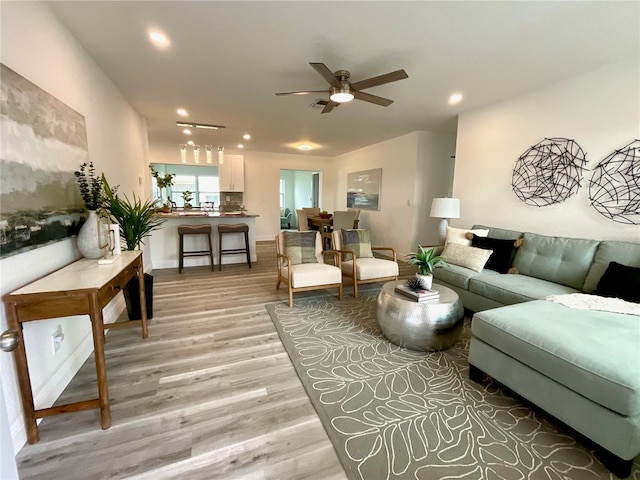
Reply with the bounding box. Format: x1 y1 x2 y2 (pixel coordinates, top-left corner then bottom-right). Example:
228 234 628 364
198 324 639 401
296 209 309 231
276 231 343 307
332 229 399 298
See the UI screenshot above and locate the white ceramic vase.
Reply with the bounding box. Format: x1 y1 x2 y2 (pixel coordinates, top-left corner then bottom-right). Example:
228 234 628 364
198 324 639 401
416 273 433 290
77 210 108 259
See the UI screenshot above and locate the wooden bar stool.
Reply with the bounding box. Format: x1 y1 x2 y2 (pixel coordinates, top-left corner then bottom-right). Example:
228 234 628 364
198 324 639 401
178 224 214 273
217 223 251 271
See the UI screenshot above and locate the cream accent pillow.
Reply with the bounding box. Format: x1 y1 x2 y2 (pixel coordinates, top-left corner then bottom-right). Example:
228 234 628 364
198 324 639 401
445 226 489 246
441 243 493 272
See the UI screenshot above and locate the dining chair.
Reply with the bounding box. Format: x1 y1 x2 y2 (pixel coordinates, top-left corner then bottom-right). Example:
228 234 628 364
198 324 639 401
331 229 399 298
332 210 359 231
321 210 357 248
296 209 309 231
349 209 361 227
302 207 321 216
275 231 343 307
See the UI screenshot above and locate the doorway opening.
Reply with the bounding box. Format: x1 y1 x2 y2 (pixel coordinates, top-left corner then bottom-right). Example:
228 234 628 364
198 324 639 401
279 169 320 230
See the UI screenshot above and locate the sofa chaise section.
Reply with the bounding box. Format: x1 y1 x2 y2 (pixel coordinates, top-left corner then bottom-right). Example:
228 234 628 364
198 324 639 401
470 300 640 477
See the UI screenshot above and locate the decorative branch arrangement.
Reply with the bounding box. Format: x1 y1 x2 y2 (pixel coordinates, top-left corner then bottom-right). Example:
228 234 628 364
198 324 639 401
74 162 103 210
589 139 640 225
512 138 587 207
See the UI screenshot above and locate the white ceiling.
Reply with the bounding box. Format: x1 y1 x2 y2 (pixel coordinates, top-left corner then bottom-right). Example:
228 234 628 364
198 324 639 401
47 1 639 157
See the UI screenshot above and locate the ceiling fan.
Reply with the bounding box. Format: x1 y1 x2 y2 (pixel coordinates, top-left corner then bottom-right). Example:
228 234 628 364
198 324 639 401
276 62 409 114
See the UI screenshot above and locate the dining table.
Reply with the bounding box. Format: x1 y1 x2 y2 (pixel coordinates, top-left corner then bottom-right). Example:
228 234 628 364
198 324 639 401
307 215 359 248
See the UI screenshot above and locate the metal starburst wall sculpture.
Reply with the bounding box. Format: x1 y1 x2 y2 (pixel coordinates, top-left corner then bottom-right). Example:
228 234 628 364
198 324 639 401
589 139 640 225
512 138 588 207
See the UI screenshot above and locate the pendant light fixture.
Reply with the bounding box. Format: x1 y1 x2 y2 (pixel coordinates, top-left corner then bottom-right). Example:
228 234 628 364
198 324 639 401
180 144 187 164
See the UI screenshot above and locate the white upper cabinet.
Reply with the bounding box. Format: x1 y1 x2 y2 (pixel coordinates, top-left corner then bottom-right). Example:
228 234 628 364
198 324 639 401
219 155 244 192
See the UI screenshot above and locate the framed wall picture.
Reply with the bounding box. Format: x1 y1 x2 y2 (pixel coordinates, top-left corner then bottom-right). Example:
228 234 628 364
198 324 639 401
347 168 382 211
0 63 86 259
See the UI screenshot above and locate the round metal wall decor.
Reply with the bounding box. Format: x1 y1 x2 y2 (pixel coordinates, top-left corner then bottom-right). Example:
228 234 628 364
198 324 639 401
589 139 640 225
512 138 587 207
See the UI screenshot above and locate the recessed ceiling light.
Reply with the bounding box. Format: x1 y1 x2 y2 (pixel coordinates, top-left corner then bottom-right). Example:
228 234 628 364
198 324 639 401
243 134 251 140
183 129 192 135
448 93 463 105
177 108 188 116
149 31 170 48
237 144 244 149
298 144 312 151
187 140 195 146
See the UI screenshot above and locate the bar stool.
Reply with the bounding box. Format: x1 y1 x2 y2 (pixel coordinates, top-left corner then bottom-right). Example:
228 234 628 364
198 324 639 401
178 224 214 273
217 223 251 271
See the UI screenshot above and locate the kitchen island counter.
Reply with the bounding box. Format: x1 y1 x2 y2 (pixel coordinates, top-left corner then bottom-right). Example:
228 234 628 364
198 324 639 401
149 213 259 270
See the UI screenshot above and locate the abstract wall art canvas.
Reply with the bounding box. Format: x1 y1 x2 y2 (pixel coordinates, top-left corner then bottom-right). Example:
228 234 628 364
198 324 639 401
0 63 86 259
347 168 382 211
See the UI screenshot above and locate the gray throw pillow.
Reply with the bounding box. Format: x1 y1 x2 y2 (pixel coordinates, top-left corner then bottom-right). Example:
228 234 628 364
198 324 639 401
283 231 318 265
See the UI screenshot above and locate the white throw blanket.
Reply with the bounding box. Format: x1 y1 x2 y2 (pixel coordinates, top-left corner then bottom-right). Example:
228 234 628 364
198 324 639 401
545 293 640 317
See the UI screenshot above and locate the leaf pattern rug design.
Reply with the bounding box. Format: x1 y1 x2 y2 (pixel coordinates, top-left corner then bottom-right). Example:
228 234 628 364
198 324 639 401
266 292 640 480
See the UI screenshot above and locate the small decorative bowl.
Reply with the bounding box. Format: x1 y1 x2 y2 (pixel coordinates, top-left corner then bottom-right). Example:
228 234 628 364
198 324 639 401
319 213 332 219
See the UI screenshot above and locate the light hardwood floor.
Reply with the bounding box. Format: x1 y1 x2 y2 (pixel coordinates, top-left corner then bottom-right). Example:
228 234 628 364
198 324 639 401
15 240 414 479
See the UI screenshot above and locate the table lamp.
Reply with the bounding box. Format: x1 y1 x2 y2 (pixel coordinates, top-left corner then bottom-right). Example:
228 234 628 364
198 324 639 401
430 197 460 244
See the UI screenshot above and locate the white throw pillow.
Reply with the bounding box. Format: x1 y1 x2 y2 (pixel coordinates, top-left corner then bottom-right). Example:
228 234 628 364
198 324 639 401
441 243 493 272
445 226 489 246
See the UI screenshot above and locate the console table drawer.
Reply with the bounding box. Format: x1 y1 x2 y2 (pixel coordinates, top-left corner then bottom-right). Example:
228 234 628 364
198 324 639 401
99 263 136 306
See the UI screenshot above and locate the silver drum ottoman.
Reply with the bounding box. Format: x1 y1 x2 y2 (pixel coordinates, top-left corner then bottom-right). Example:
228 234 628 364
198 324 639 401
376 280 464 351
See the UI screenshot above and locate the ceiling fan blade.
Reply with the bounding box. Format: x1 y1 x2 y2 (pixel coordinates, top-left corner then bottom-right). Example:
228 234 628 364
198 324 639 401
354 91 394 107
275 90 329 96
310 62 342 88
321 101 339 114
350 69 408 91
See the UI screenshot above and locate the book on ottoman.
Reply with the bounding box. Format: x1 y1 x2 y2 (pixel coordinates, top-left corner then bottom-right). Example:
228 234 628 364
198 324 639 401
395 284 440 303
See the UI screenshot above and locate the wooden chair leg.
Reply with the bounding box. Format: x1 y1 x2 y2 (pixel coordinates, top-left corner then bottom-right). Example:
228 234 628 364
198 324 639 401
353 279 358 298
244 231 251 268
178 233 184 273
207 232 214 271
288 285 293 307
338 283 343 300
218 232 223 271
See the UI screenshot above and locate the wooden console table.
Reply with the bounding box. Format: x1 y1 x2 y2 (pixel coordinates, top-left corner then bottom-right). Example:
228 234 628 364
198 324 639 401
2 250 148 444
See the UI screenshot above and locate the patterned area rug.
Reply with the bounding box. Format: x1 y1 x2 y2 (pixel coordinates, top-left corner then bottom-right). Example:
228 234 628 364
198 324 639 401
266 292 640 480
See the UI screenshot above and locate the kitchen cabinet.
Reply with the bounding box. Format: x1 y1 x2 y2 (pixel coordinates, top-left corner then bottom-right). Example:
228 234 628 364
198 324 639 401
219 154 244 192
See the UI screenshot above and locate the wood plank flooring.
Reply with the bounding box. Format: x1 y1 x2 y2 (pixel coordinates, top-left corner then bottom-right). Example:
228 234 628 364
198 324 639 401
16 240 414 479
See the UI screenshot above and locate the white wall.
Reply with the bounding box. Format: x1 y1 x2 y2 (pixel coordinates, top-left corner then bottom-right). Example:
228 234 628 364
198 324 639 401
333 132 456 256
0 1 148 452
148 144 337 241
413 131 457 247
454 61 640 242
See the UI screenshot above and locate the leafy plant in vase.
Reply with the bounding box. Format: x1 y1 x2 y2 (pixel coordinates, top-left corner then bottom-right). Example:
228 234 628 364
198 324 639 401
101 175 166 320
181 190 194 209
406 245 442 290
150 166 175 212
74 162 108 259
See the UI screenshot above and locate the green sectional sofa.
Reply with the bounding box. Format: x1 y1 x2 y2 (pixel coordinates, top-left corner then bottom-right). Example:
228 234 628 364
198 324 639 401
433 225 640 477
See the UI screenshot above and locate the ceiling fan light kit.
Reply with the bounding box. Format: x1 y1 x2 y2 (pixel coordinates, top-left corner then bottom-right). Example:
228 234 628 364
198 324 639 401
329 86 354 103
276 62 408 114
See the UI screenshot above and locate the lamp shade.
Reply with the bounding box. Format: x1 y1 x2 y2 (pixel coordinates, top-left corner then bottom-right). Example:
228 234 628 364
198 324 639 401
430 198 460 219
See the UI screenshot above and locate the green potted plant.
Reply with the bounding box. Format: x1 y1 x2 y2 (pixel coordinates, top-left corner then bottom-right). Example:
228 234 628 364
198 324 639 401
150 166 175 212
406 245 442 289
181 190 193 209
101 175 166 320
